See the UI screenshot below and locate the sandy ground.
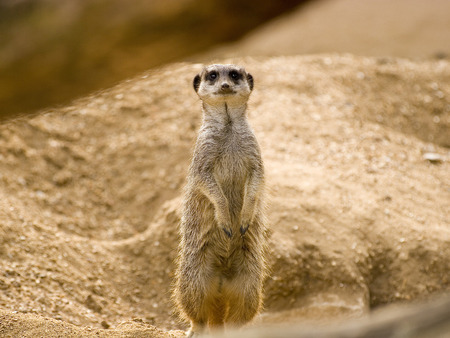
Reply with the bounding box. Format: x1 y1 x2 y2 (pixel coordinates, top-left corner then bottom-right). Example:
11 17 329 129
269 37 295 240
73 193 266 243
0 55 449 337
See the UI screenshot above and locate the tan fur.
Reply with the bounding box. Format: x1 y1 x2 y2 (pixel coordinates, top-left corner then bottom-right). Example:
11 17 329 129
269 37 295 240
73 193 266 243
174 64 268 337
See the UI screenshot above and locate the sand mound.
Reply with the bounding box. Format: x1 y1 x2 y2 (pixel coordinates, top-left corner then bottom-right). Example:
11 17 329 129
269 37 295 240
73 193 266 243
0 56 449 336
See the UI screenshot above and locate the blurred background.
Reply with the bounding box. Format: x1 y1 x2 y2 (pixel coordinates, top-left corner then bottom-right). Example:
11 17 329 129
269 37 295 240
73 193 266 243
1 0 449 120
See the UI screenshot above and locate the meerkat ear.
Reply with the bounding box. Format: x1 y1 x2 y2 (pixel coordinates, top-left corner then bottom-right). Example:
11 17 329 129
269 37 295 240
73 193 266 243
193 74 201 92
247 73 254 91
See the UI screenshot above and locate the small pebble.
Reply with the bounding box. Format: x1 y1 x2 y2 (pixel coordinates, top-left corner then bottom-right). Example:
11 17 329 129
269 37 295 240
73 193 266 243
423 152 443 164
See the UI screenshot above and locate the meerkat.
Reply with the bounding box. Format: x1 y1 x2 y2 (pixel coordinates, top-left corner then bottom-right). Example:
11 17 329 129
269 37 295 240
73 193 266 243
174 64 268 337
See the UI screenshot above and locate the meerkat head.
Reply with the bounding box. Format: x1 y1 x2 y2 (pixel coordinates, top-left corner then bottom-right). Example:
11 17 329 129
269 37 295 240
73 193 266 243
193 64 254 105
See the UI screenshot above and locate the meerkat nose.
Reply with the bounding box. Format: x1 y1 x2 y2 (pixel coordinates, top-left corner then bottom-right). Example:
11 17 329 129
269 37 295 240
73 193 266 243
221 83 230 89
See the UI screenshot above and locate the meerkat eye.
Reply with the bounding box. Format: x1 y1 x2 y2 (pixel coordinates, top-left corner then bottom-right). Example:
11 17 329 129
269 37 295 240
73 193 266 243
207 71 218 81
229 70 240 80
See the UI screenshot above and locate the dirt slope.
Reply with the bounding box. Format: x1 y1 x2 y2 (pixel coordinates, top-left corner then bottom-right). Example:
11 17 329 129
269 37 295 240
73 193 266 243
0 56 449 336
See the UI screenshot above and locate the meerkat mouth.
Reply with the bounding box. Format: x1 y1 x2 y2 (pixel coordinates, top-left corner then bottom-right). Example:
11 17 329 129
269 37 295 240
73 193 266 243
217 88 236 95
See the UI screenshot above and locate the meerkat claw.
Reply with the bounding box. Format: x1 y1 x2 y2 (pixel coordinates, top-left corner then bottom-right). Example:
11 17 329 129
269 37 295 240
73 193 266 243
240 224 249 236
223 227 233 238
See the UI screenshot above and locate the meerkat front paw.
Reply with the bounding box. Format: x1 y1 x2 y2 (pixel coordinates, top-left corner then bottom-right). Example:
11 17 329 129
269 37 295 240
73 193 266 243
240 224 249 236
215 210 232 238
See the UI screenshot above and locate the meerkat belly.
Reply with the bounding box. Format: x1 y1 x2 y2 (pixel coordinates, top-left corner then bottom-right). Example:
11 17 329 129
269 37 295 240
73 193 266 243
214 151 248 222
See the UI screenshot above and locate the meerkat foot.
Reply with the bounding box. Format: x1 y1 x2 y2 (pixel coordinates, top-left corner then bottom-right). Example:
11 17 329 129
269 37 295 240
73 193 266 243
186 329 197 338
222 227 232 238
187 321 205 337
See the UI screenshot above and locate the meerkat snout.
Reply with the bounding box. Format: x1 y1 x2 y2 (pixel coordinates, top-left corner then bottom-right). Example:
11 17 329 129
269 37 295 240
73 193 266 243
220 82 232 94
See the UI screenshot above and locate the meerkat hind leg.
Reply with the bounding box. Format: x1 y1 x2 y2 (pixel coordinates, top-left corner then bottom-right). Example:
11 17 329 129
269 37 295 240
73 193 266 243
178 262 213 337
207 293 227 332
186 294 226 336
224 276 261 327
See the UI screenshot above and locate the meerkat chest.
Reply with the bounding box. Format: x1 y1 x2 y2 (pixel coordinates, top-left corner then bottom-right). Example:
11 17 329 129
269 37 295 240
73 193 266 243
213 131 255 185
214 151 247 179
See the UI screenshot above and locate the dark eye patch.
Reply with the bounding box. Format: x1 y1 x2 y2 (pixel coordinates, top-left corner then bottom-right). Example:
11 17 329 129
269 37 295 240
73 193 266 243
229 70 242 82
206 71 218 82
